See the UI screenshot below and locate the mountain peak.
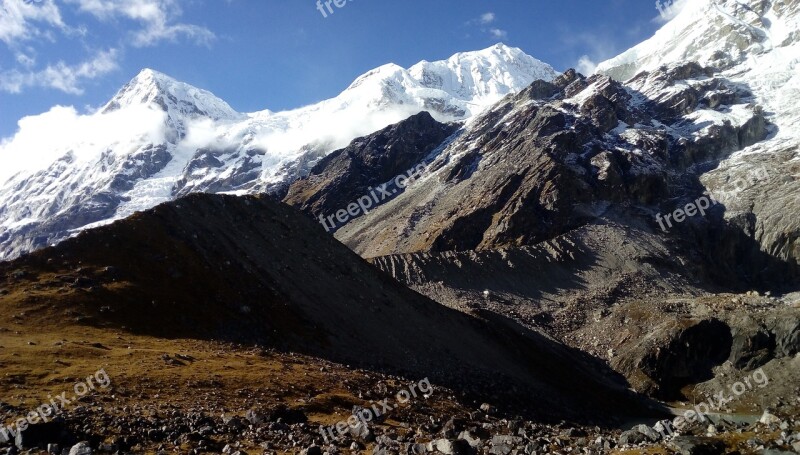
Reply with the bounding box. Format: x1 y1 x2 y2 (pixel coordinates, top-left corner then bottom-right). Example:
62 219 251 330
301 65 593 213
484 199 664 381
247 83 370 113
461 42 520 57
337 46 558 120
135 67 170 80
102 68 241 121
129 68 179 89
408 44 558 102
345 63 408 90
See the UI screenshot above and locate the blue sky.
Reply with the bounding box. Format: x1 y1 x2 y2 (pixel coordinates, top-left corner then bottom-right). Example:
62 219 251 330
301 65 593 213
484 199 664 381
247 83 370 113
0 0 670 138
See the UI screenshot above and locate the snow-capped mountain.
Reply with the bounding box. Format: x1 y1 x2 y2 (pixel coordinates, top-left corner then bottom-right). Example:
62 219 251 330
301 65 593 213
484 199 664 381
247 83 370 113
598 0 800 266
408 43 558 108
0 44 557 260
280 0 798 286
596 0 800 143
101 68 245 138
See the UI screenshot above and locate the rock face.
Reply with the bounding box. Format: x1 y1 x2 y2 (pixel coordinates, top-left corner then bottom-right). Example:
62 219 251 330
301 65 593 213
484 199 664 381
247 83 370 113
331 62 787 286
291 1 800 292
575 294 800 401
598 0 800 280
0 193 656 421
278 4 800 400
619 318 734 399
287 7 798 402
284 112 460 230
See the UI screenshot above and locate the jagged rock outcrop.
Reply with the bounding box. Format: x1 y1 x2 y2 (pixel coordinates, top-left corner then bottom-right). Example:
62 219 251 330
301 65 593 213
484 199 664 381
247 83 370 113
284 112 460 230
333 64 778 287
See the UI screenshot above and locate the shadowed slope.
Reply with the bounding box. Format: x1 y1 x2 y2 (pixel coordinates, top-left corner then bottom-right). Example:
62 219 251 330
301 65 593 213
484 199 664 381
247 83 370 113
0 193 660 422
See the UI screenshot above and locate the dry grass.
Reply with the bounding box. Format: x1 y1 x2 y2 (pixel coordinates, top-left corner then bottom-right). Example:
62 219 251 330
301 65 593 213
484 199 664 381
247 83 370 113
0 281 469 453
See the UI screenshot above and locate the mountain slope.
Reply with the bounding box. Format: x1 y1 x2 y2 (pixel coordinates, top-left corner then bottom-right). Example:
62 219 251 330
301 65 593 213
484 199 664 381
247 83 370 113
597 0 800 271
295 1 799 288
278 0 800 412
0 193 657 421
283 111 460 231
0 44 556 262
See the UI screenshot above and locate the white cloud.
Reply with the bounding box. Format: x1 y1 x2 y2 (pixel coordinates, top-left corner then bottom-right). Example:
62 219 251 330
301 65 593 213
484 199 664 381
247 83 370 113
0 0 215 95
576 55 597 75
468 12 509 41
0 0 65 45
0 48 119 94
66 0 216 47
489 28 508 40
15 52 35 67
0 103 167 184
559 30 619 75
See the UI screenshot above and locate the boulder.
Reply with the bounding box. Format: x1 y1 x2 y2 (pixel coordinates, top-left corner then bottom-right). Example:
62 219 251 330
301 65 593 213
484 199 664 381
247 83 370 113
774 319 800 358
68 442 93 455
618 429 648 446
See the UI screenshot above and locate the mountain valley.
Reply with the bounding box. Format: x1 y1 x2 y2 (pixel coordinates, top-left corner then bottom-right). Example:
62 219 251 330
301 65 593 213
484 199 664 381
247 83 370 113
2 0 800 454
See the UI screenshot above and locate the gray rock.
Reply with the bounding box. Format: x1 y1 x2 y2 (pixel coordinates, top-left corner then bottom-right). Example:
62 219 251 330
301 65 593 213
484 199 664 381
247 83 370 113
775 319 800 358
223 415 246 432
427 439 453 455
728 323 775 369
457 431 482 448
618 429 648 446
488 443 512 455
523 442 540 454
491 435 523 446
760 411 782 425
68 442 92 455
429 439 471 455
632 424 661 442
347 422 374 442
442 418 463 439
245 409 264 425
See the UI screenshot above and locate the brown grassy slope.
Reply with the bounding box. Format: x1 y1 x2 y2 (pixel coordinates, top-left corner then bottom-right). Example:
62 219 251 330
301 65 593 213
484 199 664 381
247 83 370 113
0 193 662 422
0 323 472 454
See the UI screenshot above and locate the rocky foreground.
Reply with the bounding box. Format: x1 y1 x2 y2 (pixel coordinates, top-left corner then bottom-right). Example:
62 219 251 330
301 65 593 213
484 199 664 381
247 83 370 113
1 371 799 455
